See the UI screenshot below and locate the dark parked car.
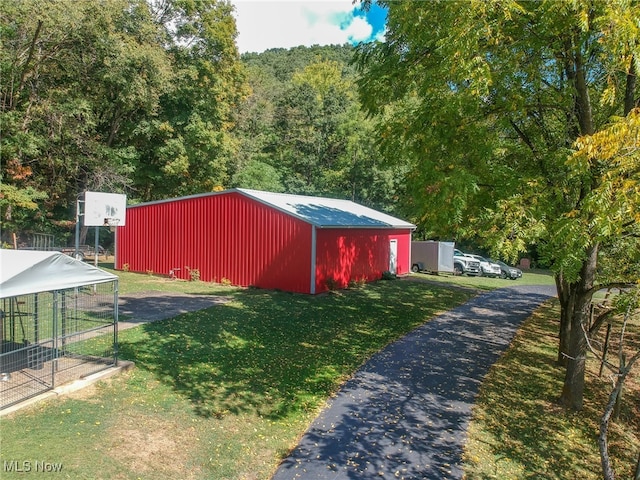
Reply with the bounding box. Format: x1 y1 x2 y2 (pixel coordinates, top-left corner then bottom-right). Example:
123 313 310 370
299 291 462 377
492 260 522 280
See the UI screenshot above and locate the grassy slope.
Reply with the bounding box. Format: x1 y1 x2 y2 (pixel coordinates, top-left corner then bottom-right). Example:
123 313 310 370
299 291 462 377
463 300 640 479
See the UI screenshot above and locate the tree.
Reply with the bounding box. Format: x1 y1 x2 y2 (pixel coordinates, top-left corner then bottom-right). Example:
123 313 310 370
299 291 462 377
272 60 350 194
0 166 48 238
1 0 171 240
132 0 248 200
1 0 247 245
0 0 251 250
582 288 640 480
230 159 284 192
233 45 406 211
327 104 407 209
355 0 640 410
241 45 356 83
230 63 280 183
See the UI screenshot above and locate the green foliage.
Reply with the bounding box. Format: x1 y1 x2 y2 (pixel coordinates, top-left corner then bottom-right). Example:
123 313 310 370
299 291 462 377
230 159 284 192
1 0 172 238
355 0 640 410
0 0 246 240
131 0 248 200
233 45 405 211
380 270 396 281
0 182 48 221
241 45 357 82
1 8 404 242
356 0 639 276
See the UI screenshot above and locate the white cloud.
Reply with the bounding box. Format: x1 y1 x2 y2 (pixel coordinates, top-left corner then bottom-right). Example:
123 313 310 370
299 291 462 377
231 1 370 54
343 15 373 43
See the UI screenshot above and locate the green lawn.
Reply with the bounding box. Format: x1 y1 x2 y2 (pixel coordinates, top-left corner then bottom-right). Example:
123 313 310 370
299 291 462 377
4 267 634 480
0 275 474 479
408 268 556 290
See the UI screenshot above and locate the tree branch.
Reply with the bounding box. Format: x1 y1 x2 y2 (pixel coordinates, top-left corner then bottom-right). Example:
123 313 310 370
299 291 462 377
598 348 640 480
13 19 43 110
582 305 640 480
585 282 636 299
509 119 536 153
589 309 615 336
624 56 636 116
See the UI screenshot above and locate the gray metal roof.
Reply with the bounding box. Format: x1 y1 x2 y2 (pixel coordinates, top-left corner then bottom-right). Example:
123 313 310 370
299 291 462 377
237 189 415 229
128 189 415 229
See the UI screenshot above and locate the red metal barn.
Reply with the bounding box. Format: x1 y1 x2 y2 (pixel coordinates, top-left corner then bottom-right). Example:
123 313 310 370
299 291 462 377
115 189 415 294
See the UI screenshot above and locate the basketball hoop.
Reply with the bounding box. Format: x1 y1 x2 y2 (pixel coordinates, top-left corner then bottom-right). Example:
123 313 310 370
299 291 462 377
104 218 121 232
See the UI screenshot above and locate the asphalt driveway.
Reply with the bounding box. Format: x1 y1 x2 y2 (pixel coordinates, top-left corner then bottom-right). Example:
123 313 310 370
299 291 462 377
271 284 556 480
117 291 231 331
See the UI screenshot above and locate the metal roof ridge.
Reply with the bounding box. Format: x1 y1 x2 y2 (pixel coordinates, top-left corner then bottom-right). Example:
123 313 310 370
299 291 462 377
234 188 324 226
125 188 415 230
236 188 415 229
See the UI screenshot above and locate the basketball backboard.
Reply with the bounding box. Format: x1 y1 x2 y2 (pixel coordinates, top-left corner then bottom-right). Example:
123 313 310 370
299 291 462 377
84 192 127 227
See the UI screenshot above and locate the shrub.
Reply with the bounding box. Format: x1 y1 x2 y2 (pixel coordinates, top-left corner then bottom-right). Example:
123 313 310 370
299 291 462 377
185 266 201 282
381 271 396 281
348 276 367 289
325 276 340 291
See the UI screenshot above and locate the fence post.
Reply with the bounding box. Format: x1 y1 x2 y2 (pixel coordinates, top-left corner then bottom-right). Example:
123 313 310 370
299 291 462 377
52 291 58 387
599 323 612 378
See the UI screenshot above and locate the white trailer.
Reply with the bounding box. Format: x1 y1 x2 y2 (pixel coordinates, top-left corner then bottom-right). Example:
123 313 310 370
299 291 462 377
411 241 455 274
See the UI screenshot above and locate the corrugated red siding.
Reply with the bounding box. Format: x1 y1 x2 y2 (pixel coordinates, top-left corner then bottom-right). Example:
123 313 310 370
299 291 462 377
314 229 412 293
116 192 313 293
392 230 412 274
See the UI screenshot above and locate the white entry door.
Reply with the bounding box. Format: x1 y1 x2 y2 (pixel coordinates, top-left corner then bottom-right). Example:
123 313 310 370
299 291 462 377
389 239 398 274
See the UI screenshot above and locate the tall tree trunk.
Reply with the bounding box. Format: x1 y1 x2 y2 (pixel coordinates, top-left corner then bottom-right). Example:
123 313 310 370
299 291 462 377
9 20 43 111
560 243 599 410
571 44 595 136
599 345 640 480
560 290 590 410
555 271 574 366
557 38 599 410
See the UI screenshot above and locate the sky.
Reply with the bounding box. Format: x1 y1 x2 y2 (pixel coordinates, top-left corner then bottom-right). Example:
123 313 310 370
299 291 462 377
231 1 387 54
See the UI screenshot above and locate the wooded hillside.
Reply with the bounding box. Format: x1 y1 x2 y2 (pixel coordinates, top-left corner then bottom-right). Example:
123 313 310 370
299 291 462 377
1 1 401 248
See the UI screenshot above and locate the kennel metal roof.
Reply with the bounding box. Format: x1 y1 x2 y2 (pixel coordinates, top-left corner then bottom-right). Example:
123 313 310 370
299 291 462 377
0 250 118 298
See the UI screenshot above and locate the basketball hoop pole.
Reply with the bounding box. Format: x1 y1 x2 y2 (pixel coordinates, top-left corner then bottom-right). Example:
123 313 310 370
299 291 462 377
94 225 100 267
74 193 85 260
102 218 120 267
